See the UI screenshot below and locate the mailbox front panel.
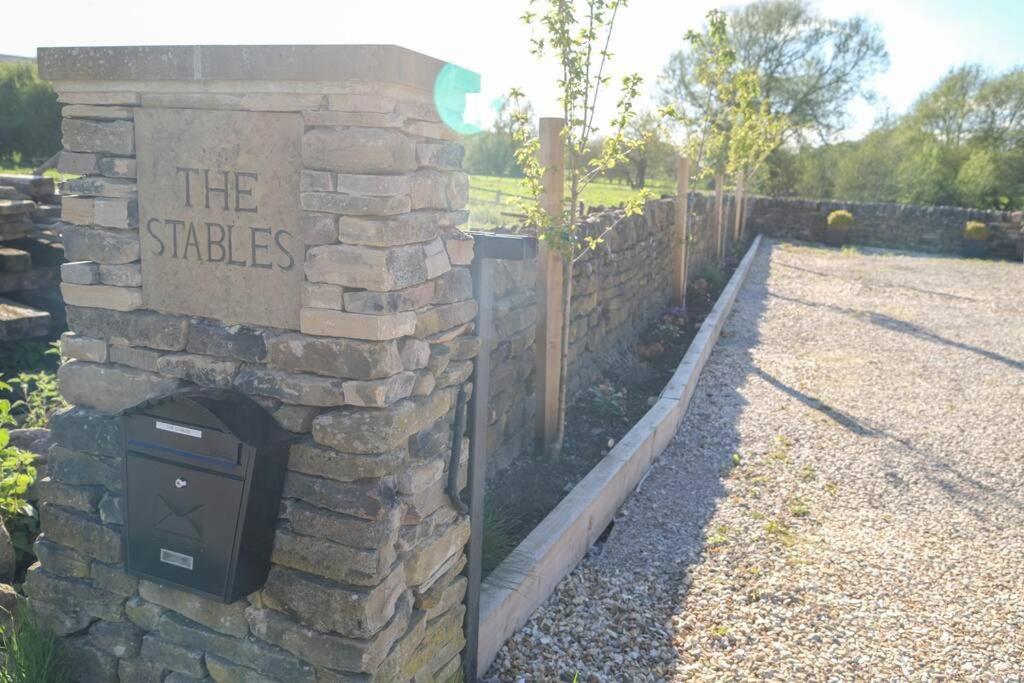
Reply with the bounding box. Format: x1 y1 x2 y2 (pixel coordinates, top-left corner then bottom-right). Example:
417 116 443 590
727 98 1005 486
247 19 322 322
125 453 244 597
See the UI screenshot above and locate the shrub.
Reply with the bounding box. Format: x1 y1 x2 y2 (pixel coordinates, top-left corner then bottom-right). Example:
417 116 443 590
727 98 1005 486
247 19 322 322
827 210 854 228
0 62 61 164
963 220 990 241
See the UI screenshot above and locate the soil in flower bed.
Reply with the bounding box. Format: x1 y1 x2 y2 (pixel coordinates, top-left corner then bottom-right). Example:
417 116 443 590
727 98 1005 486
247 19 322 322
482 253 742 576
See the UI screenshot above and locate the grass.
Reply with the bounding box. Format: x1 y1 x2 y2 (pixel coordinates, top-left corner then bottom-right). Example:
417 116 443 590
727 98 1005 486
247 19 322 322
0 606 70 683
468 174 675 230
0 159 73 183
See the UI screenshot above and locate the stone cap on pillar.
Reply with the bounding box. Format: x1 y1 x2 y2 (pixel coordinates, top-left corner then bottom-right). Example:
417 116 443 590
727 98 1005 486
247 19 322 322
37 44 480 93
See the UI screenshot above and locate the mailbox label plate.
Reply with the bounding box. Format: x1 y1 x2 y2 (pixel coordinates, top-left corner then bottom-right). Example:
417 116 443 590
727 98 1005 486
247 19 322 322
155 421 203 439
160 548 195 570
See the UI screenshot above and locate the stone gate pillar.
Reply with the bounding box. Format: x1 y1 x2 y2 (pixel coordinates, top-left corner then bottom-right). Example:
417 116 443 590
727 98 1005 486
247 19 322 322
33 45 479 682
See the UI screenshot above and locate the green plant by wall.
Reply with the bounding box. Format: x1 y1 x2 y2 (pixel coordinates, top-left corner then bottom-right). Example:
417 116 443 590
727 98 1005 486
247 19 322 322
0 380 39 569
827 210 854 227
9 371 67 430
963 220 990 241
0 605 70 683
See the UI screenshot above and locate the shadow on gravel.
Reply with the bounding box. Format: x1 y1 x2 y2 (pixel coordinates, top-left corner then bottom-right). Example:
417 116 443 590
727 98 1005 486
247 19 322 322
774 259 981 303
768 291 1024 372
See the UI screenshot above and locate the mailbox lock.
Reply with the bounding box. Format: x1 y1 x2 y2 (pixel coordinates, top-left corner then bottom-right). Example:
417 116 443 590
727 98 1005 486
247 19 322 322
175 478 188 489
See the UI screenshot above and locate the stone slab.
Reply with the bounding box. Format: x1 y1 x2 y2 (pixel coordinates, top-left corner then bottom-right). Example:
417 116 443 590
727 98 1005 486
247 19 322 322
136 108 304 329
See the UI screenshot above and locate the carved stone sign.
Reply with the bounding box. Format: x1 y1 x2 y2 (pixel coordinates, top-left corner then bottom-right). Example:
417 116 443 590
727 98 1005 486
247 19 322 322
137 108 304 329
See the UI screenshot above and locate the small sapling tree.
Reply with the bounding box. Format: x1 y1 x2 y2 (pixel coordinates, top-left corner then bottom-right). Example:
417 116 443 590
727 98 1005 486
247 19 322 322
508 0 653 457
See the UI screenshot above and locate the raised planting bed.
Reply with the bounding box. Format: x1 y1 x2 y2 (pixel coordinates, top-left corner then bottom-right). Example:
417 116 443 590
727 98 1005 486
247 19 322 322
476 234 763 676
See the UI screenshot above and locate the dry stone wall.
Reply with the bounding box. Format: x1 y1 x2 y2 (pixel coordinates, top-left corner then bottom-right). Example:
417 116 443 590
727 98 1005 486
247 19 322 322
745 196 1024 258
484 191 731 476
34 45 477 683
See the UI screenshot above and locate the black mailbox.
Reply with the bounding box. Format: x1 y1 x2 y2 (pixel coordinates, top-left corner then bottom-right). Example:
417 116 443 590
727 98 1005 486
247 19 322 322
122 389 291 603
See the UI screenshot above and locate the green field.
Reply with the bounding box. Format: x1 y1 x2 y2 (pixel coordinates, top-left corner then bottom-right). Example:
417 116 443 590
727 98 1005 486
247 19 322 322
469 174 675 230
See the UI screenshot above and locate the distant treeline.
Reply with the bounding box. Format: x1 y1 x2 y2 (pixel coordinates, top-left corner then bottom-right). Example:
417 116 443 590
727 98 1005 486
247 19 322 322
0 61 61 164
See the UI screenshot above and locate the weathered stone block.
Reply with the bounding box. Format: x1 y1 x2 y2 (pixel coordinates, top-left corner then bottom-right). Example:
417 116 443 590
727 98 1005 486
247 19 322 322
125 595 165 631
300 308 416 341
24 566 124 621
93 197 137 229
141 634 207 678
62 118 134 155
266 334 402 380
305 243 428 291
271 529 397 586
436 359 473 388
58 360 184 413
300 192 410 216
411 370 435 396
108 344 163 372
312 390 452 454
301 282 343 310
234 367 346 407
245 593 411 674
344 372 416 407
118 658 166 682
272 404 321 433
61 260 100 285
415 300 478 338
423 238 450 279
282 471 395 520
445 236 474 266
416 141 464 170
98 262 142 287
410 170 467 210
50 406 122 456
29 598 94 637
91 560 137 597
98 492 124 525
67 306 190 351
62 225 140 264
327 94 397 113
157 353 240 388
302 128 416 174
46 445 121 490
335 173 411 196
40 503 123 563
281 499 400 550
404 519 470 586
156 611 316 682
432 267 472 304
98 156 136 178
260 565 405 639
304 110 405 128
300 170 334 192
203 654 276 683
288 440 405 482
399 338 430 371
300 212 337 245
63 104 134 120
62 176 137 199
343 281 434 316
62 196 95 225
336 211 440 248
89 620 144 658
64 636 120 683
60 283 143 311
59 151 101 176
61 332 107 363
140 579 250 638
186 319 267 362
34 537 91 578
36 479 104 514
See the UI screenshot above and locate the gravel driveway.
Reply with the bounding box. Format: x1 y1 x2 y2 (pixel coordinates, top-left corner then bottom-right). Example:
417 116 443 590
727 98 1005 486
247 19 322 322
487 240 1024 681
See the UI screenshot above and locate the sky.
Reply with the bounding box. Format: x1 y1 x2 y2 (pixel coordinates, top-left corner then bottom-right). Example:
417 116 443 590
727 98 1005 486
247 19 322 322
5 0 1024 142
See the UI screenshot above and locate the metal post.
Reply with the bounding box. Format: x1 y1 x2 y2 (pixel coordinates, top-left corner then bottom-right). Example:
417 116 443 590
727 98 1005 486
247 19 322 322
463 251 494 683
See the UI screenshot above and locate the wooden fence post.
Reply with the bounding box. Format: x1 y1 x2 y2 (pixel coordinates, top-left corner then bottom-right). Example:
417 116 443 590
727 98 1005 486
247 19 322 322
672 156 690 307
535 117 565 455
733 172 745 244
714 174 725 262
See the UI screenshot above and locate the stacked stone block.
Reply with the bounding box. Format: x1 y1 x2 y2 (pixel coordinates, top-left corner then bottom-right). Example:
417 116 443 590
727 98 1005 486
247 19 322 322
34 45 478 682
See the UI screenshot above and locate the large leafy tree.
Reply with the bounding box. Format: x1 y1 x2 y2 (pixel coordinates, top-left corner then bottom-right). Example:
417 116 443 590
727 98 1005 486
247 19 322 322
660 0 888 146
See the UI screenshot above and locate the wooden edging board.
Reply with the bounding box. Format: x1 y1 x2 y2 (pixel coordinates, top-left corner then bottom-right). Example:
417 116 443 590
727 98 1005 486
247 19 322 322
476 234 764 676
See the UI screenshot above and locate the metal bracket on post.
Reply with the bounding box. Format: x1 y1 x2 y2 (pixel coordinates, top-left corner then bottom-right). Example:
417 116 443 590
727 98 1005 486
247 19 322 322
462 231 537 683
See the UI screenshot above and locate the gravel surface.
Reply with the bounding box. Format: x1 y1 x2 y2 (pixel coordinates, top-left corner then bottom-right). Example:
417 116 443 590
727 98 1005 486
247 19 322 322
487 240 1024 681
